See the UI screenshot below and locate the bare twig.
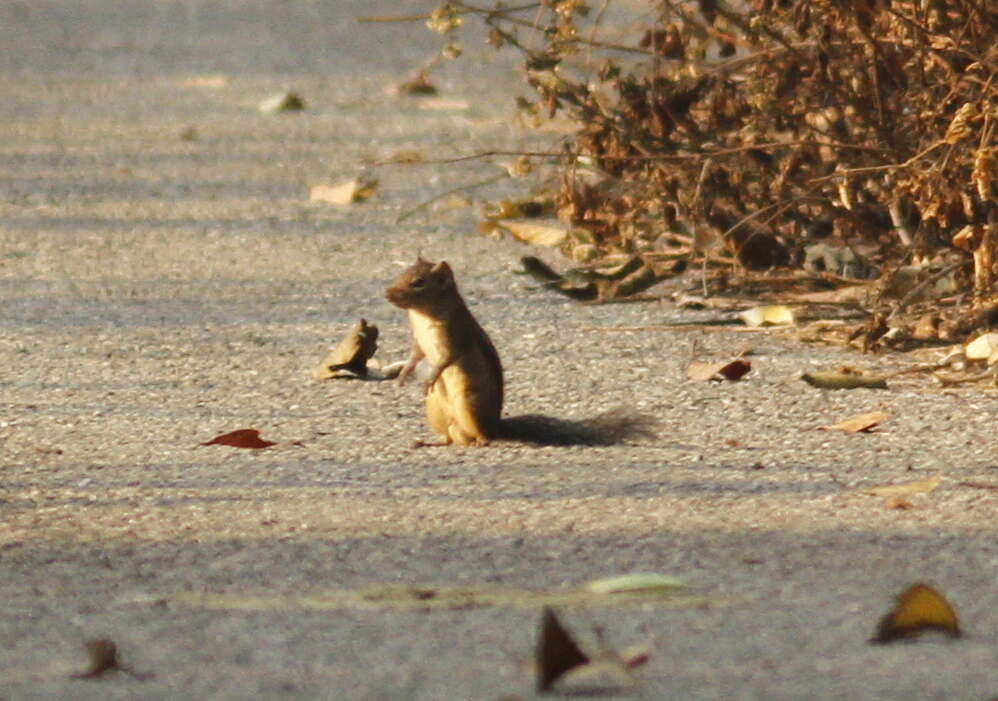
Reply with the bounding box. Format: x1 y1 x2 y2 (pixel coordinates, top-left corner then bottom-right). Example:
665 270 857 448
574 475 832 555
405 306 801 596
395 173 506 224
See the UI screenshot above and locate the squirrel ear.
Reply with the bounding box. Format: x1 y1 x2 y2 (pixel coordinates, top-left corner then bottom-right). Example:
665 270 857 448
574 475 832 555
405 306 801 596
431 260 453 276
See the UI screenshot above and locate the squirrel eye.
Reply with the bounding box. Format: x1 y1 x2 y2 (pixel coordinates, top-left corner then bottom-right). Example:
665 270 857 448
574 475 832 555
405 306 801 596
410 277 425 288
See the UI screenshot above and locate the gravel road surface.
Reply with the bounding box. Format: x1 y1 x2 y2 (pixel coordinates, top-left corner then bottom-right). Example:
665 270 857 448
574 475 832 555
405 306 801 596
1 2 995 699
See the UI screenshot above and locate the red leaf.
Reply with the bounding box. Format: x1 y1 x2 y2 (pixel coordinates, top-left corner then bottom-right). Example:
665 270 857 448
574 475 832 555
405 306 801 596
201 429 276 449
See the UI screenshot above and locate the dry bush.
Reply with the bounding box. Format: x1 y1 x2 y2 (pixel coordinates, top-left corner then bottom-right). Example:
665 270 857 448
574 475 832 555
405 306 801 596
422 1 995 316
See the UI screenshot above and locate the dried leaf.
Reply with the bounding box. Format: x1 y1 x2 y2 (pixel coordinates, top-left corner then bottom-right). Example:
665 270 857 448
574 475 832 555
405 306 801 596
687 359 752 381
536 607 589 693
583 573 687 595
201 429 277 450
395 72 438 96
821 410 889 433
871 583 961 643
70 639 119 679
498 220 568 247
554 658 635 692
518 256 597 301
258 91 305 113
859 474 942 497
965 333 998 361
740 305 795 327
309 178 378 205
801 371 888 390
884 496 914 509
313 319 379 379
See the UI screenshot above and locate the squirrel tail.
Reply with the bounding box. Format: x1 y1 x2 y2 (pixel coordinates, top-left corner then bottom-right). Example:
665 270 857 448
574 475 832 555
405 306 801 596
496 409 657 446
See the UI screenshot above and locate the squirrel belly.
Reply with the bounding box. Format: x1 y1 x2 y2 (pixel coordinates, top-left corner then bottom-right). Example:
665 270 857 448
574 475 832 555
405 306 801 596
414 309 502 446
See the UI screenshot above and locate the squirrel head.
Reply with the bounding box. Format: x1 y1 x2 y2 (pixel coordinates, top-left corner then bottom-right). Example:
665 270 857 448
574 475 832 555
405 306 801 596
385 258 459 312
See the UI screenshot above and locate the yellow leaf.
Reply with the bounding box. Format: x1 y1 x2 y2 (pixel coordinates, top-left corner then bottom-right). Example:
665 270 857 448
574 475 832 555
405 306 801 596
739 305 795 327
965 332 998 361
309 178 378 205
871 583 961 643
821 410 889 433
498 220 567 246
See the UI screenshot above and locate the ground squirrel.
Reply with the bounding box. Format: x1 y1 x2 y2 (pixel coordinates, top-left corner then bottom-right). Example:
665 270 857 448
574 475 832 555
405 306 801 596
385 257 654 446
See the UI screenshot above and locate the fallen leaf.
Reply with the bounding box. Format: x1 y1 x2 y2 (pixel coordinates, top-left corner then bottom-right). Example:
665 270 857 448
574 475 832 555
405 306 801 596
821 410 889 433
536 607 589 693
871 583 961 643
554 658 635 692
201 429 277 449
965 332 998 361
484 196 553 219
687 359 752 381
70 639 119 679
859 474 942 497
497 220 568 247
884 497 914 509
739 305 795 327
258 91 305 113
309 178 378 205
801 371 888 390
395 72 438 96
583 573 687 595
313 319 379 379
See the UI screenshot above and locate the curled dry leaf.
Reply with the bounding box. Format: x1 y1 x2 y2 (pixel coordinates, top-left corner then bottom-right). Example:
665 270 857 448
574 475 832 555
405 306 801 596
583 573 687 595
309 178 378 206
965 333 998 362
821 410 889 433
871 583 961 643
496 220 568 247
258 91 304 113
687 359 752 382
535 608 640 694
201 429 277 450
536 607 589 693
70 639 119 679
395 71 438 96
313 319 379 379
801 371 888 390
518 256 597 301
739 305 795 327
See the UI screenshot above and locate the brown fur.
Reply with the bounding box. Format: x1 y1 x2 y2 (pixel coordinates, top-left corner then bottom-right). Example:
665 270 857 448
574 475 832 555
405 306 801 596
386 258 503 445
386 258 654 447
